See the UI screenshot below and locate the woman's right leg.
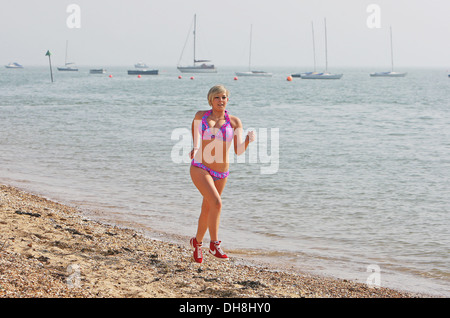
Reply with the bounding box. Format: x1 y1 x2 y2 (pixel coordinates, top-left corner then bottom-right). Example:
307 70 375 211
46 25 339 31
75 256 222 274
190 165 222 243
196 176 227 243
196 198 209 243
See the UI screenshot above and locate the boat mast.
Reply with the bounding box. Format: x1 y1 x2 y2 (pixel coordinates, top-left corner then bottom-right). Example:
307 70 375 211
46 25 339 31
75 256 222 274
64 40 68 65
193 14 197 64
390 26 394 72
324 18 328 73
248 24 253 71
311 21 316 72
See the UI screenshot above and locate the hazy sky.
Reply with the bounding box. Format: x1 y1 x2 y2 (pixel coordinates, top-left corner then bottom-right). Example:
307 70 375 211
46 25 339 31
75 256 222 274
1 0 449 69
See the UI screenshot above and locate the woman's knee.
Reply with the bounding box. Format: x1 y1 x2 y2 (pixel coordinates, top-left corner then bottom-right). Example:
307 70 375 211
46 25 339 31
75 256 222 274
209 196 222 211
202 197 222 212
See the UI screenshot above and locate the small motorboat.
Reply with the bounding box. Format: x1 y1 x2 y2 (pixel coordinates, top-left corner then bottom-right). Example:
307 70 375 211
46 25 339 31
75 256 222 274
5 62 24 69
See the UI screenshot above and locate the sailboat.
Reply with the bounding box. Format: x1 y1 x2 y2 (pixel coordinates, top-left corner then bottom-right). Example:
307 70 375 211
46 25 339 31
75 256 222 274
57 40 78 71
177 14 217 73
5 62 24 69
370 26 407 77
292 21 318 78
235 25 272 77
301 18 343 80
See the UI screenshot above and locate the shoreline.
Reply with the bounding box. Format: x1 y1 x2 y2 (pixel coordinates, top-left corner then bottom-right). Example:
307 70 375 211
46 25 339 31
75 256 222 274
0 184 428 298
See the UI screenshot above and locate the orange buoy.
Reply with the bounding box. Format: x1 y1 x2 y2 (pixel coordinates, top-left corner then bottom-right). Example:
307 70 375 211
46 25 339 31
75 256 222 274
234 76 238 80
190 76 194 80
287 75 293 81
178 75 182 79
137 75 141 78
109 74 113 78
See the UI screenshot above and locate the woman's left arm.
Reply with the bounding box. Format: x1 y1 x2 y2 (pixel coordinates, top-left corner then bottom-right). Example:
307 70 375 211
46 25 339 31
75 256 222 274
232 116 255 156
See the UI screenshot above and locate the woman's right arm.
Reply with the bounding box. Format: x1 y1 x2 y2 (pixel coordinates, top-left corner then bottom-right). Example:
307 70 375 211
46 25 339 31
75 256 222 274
190 111 203 159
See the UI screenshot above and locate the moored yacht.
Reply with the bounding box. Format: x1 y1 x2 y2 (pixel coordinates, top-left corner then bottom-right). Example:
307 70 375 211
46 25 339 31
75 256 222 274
5 62 24 69
177 14 217 73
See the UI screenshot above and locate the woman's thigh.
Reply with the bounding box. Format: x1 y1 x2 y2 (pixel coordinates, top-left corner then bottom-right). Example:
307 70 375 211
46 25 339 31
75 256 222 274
214 177 227 195
202 177 228 210
190 165 221 205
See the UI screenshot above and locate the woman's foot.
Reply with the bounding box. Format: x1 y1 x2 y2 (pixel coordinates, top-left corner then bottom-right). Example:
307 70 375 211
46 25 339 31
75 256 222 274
209 241 229 261
190 237 203 263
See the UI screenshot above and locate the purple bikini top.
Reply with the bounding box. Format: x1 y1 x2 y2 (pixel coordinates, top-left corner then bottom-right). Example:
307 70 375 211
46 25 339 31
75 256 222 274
201 110 234 142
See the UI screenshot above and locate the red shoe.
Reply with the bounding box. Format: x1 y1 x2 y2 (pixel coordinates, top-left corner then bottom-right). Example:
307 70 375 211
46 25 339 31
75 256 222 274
190 237 203 263
209 241 229 261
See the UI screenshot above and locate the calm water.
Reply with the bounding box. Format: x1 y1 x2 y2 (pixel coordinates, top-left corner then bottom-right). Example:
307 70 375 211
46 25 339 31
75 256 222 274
1 66 449 296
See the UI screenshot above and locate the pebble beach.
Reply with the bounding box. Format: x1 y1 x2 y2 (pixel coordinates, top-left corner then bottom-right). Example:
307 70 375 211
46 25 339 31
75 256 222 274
0 184 424 298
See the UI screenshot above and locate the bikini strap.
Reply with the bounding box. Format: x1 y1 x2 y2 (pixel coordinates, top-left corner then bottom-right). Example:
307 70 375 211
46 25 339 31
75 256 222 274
201 110 212 132
224 110 230 122
222 110 231 130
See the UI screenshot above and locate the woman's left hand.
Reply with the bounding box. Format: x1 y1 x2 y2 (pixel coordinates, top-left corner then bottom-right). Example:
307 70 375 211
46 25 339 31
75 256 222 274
247 131 256 143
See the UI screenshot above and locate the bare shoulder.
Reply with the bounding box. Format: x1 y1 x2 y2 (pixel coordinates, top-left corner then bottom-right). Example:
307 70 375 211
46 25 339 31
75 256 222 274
229 114 242 128
194 110 208 120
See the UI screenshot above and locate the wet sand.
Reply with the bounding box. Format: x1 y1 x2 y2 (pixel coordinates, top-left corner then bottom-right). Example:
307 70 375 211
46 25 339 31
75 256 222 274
0 184 423 298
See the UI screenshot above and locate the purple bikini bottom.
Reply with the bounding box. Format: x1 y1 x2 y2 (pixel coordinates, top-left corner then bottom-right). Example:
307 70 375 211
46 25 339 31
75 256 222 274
191 159 229 181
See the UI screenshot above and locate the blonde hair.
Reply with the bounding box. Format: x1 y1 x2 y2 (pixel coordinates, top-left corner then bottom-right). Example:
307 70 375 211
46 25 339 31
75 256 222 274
207 85 229 106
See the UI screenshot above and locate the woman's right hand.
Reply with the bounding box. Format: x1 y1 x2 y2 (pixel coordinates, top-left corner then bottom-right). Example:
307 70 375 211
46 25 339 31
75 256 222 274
189 147 198 159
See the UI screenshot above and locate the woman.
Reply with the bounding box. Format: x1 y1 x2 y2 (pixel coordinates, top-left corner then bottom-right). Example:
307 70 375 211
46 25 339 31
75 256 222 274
189 85 255 263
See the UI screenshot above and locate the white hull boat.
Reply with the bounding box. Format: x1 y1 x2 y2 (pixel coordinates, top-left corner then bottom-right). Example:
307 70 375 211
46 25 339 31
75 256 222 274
177 14 217 73
370 27 406 78
301 72 343 79
235 71 272 77
370 71 406 77
58 41 78 71
301 19 342 80
235 25 272 77
178 64 216 73
5 62 23 69
58 63 78 71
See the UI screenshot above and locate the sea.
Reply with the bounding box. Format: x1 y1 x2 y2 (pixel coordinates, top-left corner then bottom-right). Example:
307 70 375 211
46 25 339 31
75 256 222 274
1 66 449 296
